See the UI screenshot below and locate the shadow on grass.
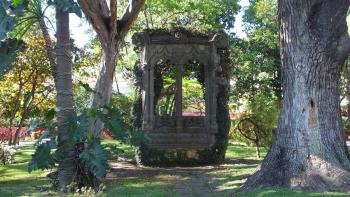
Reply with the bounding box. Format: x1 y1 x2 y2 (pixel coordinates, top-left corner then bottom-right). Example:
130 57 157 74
224 158 261 165
0 178 55 197
105 179 175 197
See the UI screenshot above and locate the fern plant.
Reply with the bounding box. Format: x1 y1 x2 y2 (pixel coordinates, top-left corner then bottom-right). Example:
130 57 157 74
27 106 147 187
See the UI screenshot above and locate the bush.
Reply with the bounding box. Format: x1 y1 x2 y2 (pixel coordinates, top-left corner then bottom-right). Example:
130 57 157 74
0 144 16 165
110 93 135 128
230 93 279 149
28 106 147 191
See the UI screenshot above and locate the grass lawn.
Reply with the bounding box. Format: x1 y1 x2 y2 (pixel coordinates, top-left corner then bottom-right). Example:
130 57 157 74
0 141 348 197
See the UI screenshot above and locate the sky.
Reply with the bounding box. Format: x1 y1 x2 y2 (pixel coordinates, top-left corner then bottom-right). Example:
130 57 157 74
232 0 249 38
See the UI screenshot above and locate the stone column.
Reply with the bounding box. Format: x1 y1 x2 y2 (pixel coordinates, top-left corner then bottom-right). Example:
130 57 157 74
175 63 183 130
142 63 150 130
149 64 155 129
209 43 218 132
204 63 210 130
141 46 151 130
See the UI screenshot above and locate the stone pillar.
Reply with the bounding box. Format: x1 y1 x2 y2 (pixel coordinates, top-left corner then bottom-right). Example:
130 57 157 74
210 43 218 132
142 63 150 130
141 46 152 130
175 63 183 130
204 63 210 130
149 64 155 129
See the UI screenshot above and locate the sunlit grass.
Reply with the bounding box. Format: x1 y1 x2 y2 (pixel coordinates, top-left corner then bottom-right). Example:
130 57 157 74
0 147 49 181
225 141 268 159
102 139 136 159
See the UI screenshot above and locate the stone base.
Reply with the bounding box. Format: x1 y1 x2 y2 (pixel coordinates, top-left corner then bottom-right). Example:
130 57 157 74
136 145 224 166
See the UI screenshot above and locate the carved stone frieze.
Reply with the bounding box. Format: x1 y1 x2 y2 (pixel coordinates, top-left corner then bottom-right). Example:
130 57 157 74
183 116 205 128
156 115 176 127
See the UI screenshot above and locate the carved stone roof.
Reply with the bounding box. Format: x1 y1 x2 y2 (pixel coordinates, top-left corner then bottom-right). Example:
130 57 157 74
132 29 229 49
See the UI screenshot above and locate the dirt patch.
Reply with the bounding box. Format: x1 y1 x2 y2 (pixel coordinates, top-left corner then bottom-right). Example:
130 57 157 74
107 158 259 197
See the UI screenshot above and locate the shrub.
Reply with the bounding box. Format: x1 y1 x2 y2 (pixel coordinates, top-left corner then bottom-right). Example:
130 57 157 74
0 144 16 165
230 93 279 152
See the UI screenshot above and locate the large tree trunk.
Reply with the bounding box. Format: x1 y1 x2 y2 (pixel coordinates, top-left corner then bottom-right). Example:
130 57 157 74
89 46 118 136
55 8 77 191
240 0 350 192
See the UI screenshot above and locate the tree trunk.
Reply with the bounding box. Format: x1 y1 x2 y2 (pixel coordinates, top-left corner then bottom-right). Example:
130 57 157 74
8 82 24 145
13 74 37 145
255 139 260 159
89 46 118 136
39 17 56 78
240 0 350 192
55 8 77 191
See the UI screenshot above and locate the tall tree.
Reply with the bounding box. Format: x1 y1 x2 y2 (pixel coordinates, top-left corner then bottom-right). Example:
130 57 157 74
233 0 281 102
0 36 54 145
77 0 145 135
240 0 350 192
55 6 76 191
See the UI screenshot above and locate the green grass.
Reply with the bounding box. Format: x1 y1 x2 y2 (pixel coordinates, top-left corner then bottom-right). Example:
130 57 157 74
0 140 349 196
0 142 167 197
236 189 350 197
105 179 175 197
0 147 49 181
0 147 54 197
102 139 136 159
226 141 268 159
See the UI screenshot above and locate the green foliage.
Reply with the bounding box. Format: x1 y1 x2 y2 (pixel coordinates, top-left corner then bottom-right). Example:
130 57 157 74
231 93 279 148
93 106 147 147
47 0 82 17
0 38 23 75
342 117 350 131
0 0 28 74
19 108 56 140
230 0 280 149
110 93 135 127
138 0 240 31
28 105 147 181
27 138 59 172
0 0 27 40
231 0 280 102
182 77 205 113
0 35 54 138
79 135 108 178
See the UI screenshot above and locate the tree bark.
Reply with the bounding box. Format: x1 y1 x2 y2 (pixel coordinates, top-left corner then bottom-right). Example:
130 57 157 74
89 46 118 135
39 17 57 79
239 0 350 192
55 8 77 191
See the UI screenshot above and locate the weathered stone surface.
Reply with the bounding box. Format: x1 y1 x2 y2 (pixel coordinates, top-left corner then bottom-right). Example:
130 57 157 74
132 29 230 165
